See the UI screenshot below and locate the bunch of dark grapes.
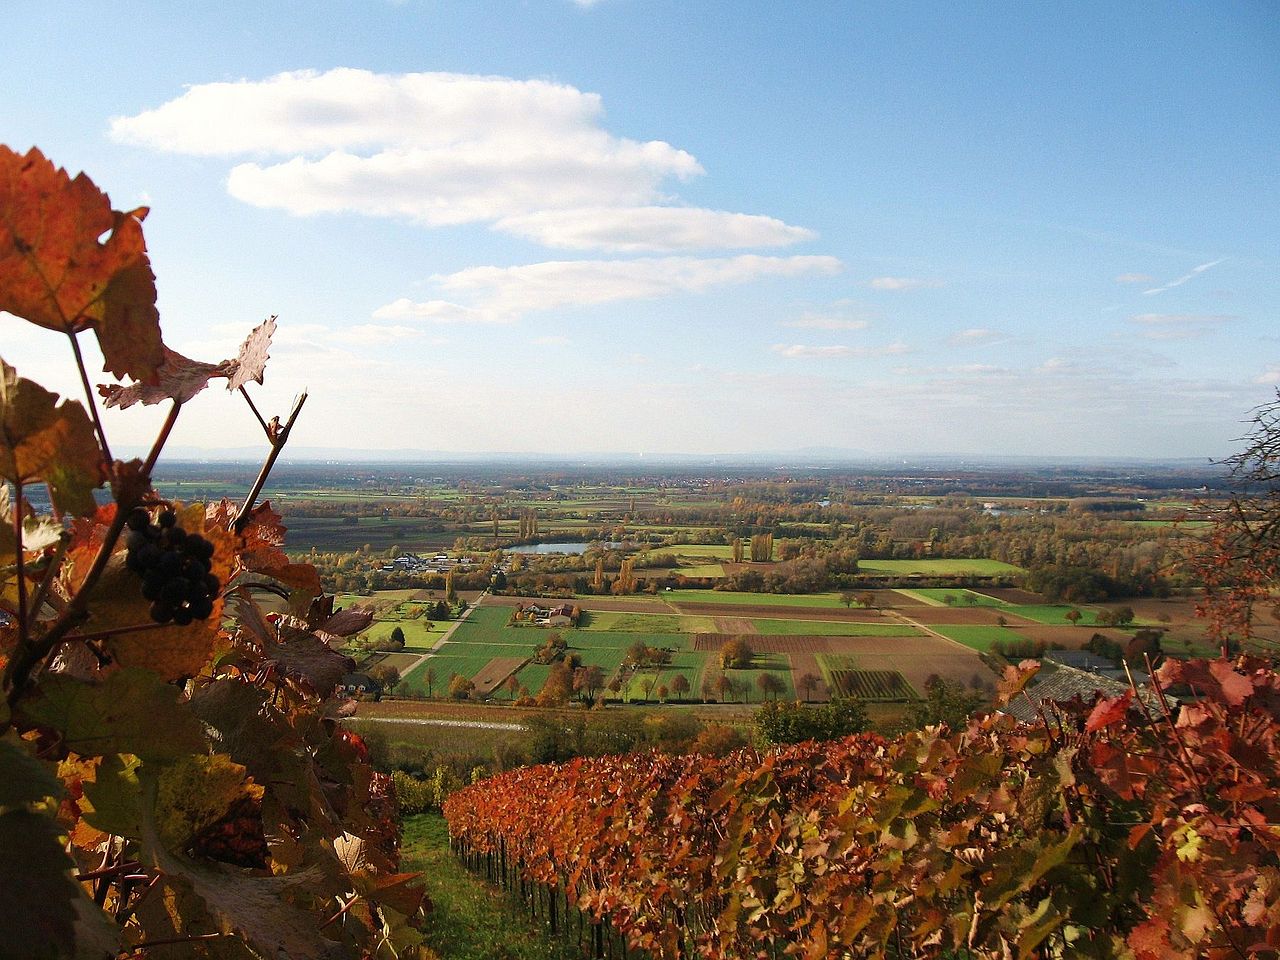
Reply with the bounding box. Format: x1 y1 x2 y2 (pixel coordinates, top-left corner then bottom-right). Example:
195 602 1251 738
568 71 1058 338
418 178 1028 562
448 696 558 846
124 508 220 625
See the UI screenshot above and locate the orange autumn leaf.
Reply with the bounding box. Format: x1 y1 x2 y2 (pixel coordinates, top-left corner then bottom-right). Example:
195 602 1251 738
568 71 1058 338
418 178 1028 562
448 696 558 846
0 146 163 382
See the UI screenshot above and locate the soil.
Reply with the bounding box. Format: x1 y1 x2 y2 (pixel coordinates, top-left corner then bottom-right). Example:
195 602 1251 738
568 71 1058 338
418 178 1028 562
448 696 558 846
470 656 528 696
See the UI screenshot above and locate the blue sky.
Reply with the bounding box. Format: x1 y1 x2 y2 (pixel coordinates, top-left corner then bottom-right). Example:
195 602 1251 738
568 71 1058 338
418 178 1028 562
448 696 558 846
3 1 1277 458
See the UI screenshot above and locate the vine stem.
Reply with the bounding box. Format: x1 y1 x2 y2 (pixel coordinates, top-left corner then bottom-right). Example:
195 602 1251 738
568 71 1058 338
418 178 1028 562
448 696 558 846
66 331 112 465
232 391 307 534
25 533 69 632
67 622 167 644
4 496 132 707
238 386 271 437
12 481 27 644
143 401 181 475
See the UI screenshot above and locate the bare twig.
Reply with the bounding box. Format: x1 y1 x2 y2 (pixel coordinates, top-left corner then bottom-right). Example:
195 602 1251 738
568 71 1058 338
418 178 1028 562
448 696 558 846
238 386 271 438
143 402 182 476
66 332 112 465
232 392 307 534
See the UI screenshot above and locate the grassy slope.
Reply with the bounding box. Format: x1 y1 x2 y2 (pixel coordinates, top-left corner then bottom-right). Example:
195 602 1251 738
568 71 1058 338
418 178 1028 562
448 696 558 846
401 814 571 960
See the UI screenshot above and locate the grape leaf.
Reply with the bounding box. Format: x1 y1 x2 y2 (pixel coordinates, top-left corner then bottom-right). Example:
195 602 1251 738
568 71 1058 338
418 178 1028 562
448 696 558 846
317 606 374 638
227 316 276 391
132 770 346 960
82 753 143 838
98 347 231 409
155 754 263 849
0 146 163 382
0 810 83 960
266 621 355 697
0 734 63 808
1085 692 1133 733
0 359 103 516
19 667 206 761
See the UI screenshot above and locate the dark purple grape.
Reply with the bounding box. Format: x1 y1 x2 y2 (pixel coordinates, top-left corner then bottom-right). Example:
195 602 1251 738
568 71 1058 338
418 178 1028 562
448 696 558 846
126 509 150 532
172 606 193 626
204 574 221 596
149 601 174 624
157 551 181 576
161 578 190 606
158 510 176 529
142 572 166 601
190 597 214 620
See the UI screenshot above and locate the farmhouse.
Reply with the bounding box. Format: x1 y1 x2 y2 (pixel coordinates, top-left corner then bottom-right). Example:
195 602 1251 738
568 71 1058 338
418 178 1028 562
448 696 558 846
511 601 580 627
1001 663 1165 724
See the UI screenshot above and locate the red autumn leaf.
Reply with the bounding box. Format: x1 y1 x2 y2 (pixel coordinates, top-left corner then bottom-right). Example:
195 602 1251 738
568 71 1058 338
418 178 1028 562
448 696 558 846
227 316 276 392
0 146 163 382
1085 692 1133 733
1209 660 1255 707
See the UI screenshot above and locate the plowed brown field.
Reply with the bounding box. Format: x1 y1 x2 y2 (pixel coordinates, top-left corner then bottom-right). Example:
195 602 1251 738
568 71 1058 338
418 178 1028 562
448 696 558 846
470 656 527 696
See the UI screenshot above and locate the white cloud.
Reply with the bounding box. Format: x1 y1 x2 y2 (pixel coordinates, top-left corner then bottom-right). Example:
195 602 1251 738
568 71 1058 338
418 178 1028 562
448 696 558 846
782 301 873 331
493 207 814 252
867 276 941 291
782 316 869 331
771 341 909 360
1142 258 1225 296
1129 313 1232 340
1253 365 1280 385
112 68 817 253
1115 272 1155 284
375 254 842 323
947 327 1002 346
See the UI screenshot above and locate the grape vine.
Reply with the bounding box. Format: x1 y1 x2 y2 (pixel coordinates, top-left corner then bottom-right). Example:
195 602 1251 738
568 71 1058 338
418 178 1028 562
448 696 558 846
446 657 1280 958
0 146 428 959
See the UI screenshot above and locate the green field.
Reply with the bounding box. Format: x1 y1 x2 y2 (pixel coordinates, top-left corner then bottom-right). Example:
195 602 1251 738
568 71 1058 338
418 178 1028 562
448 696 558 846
672 563 725 578
857 558 1025 576
617 650 709 701
751 618 924 637
661 589 848 608
899 588 1009 607
1004 605 1108 626
722 652 796 701
930 624 1028 652
580 611 698 633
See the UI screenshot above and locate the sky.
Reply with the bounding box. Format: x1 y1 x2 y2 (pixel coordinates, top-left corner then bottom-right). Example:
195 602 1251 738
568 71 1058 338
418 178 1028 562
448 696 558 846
2 1 1278 459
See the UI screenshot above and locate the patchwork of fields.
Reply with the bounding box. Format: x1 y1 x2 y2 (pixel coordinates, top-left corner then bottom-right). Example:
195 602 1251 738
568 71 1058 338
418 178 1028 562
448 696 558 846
345 582 1208 707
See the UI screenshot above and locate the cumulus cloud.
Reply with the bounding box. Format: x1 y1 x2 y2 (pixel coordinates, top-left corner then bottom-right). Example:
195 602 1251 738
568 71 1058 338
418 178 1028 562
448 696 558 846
771 341 909 360
1129 313 1232 340
867 276 941 291
1115 273 1155 284
1142 259 1226 296
493 207 814 252
112 68 813 251
1254 365 1280 385
374 254 842 323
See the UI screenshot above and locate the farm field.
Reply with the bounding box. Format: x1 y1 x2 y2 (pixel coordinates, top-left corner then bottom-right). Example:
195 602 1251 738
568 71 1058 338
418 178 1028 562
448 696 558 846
819 657 918 701
897 588 1009 607
671 563 725 578
856 558 1025 576
751 618 924 637
928 624 1028 653
661 590 849 608
579 611 712 633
